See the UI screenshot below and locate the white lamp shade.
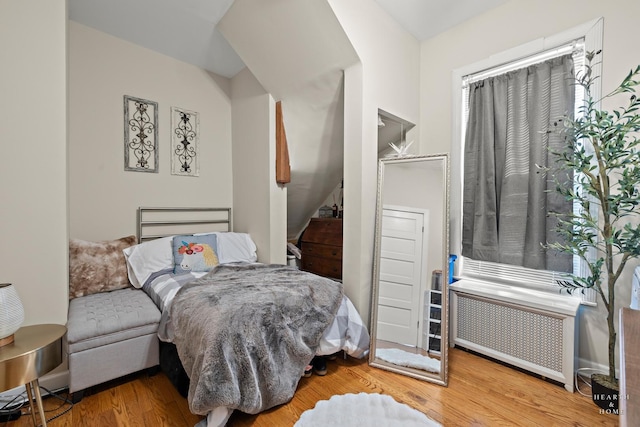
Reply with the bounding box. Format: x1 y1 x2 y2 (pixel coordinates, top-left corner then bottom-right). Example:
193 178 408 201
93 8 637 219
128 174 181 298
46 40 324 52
0 283 25 339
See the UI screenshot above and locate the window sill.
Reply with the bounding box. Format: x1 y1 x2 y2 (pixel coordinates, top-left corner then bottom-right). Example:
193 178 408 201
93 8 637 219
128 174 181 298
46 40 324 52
450 278 581 316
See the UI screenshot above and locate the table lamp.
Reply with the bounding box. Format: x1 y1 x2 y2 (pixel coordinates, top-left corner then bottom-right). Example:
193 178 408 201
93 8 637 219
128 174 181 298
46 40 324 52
0 283 25 347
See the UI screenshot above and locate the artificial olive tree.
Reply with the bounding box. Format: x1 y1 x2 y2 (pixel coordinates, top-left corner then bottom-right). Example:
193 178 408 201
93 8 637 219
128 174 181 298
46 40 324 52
549 51 640 390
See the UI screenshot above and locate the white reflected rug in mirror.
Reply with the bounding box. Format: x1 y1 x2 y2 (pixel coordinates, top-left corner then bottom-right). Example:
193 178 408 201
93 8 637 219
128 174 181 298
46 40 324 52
376 348 441 373
294 392 442 426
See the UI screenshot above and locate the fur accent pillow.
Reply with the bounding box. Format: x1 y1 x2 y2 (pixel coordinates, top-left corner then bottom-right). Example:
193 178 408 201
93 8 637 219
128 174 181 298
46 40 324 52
69 235 137 299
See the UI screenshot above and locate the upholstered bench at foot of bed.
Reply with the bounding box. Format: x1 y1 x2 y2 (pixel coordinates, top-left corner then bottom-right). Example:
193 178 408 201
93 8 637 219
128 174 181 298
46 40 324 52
67 288 161 402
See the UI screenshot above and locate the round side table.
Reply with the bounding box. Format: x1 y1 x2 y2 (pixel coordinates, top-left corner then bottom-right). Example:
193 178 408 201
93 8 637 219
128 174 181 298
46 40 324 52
0 324 66 426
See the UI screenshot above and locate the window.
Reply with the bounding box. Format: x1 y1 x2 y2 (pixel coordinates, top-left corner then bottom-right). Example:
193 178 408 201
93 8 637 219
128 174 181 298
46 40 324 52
450 19 603 304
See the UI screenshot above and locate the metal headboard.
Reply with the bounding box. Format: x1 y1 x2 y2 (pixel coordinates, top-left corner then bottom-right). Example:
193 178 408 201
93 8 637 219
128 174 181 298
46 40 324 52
137 207 232 242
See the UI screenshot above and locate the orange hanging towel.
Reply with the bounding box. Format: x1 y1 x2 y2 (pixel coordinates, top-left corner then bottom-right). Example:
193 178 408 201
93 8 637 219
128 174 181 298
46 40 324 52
275 101 291 184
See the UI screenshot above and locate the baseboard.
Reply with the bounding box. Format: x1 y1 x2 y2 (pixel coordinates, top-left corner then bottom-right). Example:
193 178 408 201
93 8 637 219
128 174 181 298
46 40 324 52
577 357 615 376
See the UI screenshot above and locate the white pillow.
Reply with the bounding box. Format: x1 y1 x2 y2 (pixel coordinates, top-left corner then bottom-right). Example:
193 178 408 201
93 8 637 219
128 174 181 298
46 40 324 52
194 232 258 264
122 236 174 288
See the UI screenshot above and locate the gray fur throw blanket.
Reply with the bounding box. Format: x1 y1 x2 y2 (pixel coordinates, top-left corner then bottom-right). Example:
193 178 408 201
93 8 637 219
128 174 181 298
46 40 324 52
170 263 344 416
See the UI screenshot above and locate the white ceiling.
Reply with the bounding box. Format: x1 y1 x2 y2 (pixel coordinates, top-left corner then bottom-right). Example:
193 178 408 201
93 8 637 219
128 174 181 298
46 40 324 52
373 0 508 42
69 0 508 78
68 0 245 78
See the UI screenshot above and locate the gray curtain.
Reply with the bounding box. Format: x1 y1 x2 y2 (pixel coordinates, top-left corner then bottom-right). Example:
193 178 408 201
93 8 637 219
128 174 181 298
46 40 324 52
462 54 574 272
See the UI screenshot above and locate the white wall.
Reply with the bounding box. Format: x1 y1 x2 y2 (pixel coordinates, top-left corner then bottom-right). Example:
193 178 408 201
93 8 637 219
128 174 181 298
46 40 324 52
329 0 421 323
230 68 287 264
68 22 233 241
419 0 640 369
0 0 68 326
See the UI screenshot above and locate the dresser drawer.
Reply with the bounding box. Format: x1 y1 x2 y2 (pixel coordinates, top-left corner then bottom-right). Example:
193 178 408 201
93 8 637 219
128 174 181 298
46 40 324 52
301 218 342 245
300 218 343 280
301 242 342 260
301 255 342 280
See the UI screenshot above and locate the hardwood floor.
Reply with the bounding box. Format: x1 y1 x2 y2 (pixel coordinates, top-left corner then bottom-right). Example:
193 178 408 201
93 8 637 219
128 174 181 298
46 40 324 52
3 348 617 426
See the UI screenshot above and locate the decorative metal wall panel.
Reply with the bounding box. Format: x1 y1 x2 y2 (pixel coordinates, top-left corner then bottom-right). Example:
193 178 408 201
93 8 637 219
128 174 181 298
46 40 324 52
124 95 158 172
171 107 199 177
457 295 563 373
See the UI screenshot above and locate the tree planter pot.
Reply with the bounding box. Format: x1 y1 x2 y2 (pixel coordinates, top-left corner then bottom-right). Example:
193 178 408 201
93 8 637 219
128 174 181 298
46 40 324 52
591 373 619 413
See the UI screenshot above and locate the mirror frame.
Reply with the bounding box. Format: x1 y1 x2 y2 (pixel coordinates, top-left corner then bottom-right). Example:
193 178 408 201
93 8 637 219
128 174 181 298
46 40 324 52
369 153 450 385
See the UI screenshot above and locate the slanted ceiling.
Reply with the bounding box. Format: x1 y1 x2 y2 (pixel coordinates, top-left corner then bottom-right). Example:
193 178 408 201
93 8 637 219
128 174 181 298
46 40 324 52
68 0 244 78
218 0 359 239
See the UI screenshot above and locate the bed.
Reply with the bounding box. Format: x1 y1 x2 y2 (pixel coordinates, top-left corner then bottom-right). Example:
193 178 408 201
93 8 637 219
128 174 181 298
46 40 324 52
123 207 370 427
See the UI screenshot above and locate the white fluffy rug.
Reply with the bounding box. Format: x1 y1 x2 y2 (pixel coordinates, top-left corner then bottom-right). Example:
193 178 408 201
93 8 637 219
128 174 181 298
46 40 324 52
375 348 441 373
294 393 441 427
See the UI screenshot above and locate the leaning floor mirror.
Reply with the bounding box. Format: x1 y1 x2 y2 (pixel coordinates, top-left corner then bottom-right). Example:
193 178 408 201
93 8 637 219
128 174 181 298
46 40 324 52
369 153 450 385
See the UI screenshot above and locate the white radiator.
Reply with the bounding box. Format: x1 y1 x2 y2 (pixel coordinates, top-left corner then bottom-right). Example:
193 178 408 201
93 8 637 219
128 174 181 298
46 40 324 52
450 279 581 392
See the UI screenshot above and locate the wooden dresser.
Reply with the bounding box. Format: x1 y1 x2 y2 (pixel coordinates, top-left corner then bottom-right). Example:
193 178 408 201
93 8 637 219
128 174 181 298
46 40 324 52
300 218 343 280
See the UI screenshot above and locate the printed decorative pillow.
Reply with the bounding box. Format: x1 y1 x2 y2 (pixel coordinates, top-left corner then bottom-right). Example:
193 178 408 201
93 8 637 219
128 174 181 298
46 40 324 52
69 235 137 299
172 234 219 274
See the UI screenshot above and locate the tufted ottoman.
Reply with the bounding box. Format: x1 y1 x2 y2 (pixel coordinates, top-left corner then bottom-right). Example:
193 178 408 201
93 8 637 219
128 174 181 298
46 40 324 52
67 288 161 401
